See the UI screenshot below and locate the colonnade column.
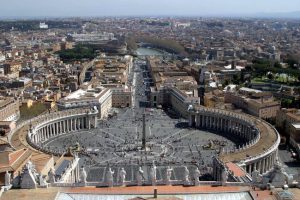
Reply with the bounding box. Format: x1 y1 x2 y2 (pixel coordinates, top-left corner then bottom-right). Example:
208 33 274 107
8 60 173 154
70 119 73 131
60 121 63 133
88 116 91 129
65 120 68 132
248 163 252 174
67 119 70 132
257 161 261 174
93 116 97 128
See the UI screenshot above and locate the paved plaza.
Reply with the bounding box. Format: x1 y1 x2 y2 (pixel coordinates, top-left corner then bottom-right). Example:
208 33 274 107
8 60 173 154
43 107 239 182
278 145 300 180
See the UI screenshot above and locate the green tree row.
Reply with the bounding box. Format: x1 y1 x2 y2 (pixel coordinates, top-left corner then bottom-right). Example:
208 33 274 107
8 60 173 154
137 36 186 54
251 59 300 79
125 36 138 51
56 45 97 62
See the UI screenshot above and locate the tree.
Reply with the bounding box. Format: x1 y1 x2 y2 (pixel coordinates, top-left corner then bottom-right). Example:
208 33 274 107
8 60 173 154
267 72 274 80
136 36 186 54
232 74 241 84
125 36 137 51
223 80 229 87
281 99 293 108
274 62 282 68
56 45 97 62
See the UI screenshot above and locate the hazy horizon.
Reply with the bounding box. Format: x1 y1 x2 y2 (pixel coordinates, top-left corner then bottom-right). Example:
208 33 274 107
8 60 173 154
1 0 300 18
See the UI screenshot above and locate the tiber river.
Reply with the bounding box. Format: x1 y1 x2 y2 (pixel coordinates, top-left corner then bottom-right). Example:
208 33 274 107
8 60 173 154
136 47 164 56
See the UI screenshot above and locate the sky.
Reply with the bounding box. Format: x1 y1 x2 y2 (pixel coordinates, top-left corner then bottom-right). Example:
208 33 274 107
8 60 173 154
1 0 300 18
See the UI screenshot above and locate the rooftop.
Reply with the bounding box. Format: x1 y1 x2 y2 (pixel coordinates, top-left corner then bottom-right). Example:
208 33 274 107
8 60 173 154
239 87 262 94
62 87 109 101
0 148 31 174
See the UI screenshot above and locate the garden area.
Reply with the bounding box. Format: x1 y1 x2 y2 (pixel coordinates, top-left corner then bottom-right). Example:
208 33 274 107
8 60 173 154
250 58 300 86
251 73 299 85
19 102 48 121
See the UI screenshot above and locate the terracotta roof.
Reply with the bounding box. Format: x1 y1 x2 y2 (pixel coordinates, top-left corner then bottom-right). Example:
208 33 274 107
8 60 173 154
0 148 31 173
32 154 53 174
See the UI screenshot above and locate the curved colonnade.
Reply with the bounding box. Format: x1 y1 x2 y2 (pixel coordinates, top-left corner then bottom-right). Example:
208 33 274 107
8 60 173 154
21 106 279 177
188 107 280 175
26 109 98 156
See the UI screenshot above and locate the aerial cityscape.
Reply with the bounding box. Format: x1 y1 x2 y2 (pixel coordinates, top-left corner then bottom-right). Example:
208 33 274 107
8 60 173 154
0 1 300 200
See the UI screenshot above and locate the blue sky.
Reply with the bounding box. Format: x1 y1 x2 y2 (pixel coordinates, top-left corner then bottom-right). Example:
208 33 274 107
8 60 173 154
1 0 300 17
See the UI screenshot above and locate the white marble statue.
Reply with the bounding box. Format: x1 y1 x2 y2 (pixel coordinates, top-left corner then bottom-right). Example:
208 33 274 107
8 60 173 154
151 163 157 185
194 167 201 186
80 167 87 184
93 106 98 112
39 174 47 186
48 167 56 183
5 171 11 186
20 161 38 189
188 104 194 111
107 168 114 187
26 161 33 170
221 169 228 185
26 161 39 178
183 166 190 184
260 159 294 188
137 167 144 186
251 168 261 183
119 168 127 186
165 166 173 185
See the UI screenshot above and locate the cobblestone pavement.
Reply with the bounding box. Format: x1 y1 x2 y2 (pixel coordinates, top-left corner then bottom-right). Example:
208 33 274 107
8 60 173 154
43 106 237 181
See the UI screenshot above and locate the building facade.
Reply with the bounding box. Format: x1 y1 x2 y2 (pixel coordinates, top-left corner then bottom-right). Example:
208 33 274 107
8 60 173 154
57 87 112 119
0 98 20 122
225 88 280 119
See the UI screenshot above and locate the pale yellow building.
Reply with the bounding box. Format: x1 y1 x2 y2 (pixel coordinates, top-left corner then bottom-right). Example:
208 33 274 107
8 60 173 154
224 88 280 119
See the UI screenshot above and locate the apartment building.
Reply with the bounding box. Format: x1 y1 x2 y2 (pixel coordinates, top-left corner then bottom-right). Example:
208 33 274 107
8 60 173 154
225 87 280 119
147 57 200 116
57 87 112 119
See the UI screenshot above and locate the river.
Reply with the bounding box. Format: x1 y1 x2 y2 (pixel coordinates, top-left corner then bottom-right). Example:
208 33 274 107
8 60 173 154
136 47 164 56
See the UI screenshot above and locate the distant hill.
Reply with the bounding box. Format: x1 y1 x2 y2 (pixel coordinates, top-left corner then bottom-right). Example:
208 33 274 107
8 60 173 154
255 11 300 19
